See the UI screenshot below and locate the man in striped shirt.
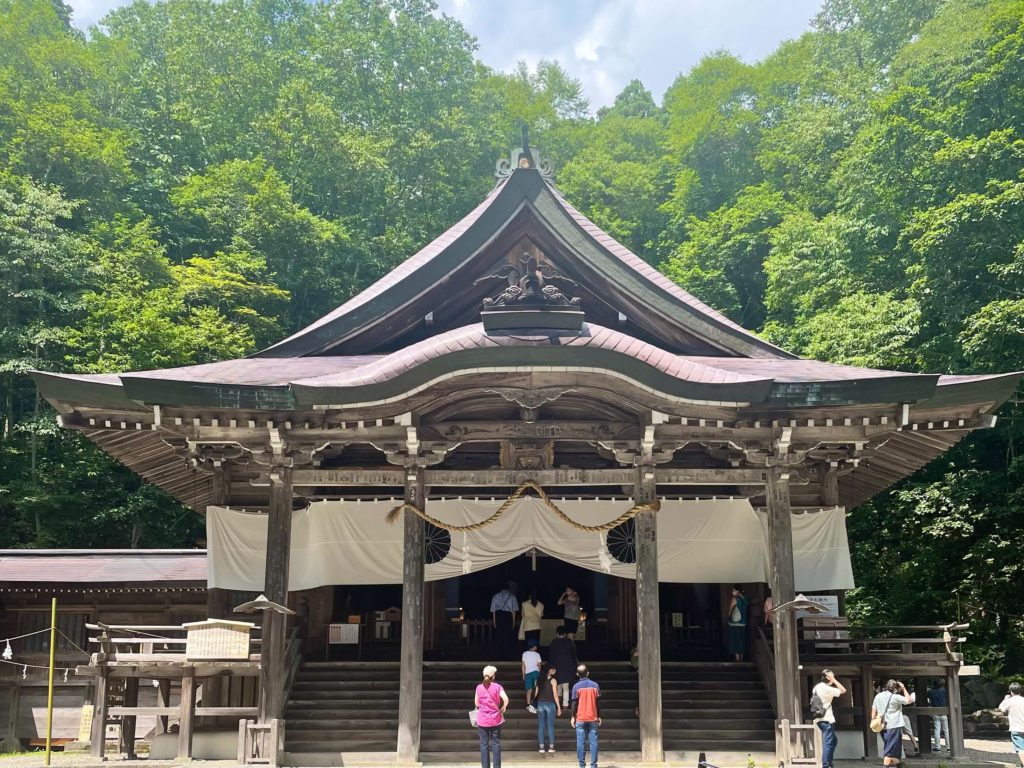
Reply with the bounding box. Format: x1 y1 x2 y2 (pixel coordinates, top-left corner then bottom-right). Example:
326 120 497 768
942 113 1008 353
571 664 601 768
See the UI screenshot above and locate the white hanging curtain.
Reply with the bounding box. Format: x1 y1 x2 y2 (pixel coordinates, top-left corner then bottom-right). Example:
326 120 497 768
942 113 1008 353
206 498 854 591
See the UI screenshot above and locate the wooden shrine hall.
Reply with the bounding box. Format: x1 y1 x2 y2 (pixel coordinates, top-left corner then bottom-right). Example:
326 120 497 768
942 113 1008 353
32 142 1022 765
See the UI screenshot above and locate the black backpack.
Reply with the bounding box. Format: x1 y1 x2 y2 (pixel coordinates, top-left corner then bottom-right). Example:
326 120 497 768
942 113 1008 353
809 691 826 719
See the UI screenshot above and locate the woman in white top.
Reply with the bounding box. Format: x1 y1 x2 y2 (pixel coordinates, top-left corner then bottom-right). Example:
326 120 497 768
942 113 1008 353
521 590 544 648
872 679 914 766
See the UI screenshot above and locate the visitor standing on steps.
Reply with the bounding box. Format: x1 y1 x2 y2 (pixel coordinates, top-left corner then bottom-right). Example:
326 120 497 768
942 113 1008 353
571 663 601 768
726 584 748 661
521 590 544 649
475 665 508 768
549 625 577 707
812 668 847 768
534 662 561 753
521 640 542 713
490 583 519 660
558 586 581 639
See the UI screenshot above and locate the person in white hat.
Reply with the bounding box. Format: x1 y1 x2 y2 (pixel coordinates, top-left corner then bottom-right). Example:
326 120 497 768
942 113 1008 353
475 665 509 768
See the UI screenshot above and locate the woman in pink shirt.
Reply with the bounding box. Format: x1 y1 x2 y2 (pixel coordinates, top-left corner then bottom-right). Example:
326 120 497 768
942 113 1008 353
475 665 509 768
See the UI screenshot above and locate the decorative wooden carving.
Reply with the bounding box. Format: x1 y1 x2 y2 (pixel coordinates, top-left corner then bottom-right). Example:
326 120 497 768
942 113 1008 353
476 250 581 308
499 440 555 470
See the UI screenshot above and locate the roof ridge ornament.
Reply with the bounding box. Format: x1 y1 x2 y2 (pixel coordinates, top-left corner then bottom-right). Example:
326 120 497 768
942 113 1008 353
476 250 581 309
495 124 554 183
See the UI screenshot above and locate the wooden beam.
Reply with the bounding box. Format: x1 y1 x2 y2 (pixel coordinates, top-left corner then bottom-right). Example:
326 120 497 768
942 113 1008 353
89 670 108 759
292 466 773 487
397 466 425 763
766 466 800 735
178 668 196 760
634 465 663 762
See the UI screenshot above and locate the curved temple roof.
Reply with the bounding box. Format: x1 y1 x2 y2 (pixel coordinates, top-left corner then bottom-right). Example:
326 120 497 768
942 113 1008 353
28 161 1024 513
256 168 796 359
31 325 1019 413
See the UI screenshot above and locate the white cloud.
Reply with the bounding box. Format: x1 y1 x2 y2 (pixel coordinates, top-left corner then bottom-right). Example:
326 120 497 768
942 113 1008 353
66 0 824 110
437 0 823 110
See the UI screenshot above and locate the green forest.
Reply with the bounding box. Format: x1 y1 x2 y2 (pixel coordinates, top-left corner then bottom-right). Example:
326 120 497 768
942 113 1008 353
0 0 1022 672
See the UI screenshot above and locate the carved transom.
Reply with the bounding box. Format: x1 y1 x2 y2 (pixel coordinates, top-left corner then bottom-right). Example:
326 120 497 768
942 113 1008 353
500 440 555 470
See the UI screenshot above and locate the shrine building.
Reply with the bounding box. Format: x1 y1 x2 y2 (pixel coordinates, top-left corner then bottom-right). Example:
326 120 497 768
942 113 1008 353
29 143 1022 765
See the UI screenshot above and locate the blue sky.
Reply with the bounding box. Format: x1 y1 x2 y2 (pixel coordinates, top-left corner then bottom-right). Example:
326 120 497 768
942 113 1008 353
68 0 825 110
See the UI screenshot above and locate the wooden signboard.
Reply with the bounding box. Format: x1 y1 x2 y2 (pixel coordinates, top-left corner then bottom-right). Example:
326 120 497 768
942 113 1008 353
182 619 254 660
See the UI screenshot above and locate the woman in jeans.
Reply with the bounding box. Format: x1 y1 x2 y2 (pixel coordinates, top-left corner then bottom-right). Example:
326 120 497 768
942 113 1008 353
534 662 561 753
475 665 509 768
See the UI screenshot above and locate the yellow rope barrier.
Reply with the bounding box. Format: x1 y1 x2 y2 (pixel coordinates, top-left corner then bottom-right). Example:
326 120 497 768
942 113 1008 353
385 480 659 533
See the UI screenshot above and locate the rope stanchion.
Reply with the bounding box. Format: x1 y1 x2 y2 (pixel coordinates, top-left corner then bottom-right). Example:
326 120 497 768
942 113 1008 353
385 479 659 533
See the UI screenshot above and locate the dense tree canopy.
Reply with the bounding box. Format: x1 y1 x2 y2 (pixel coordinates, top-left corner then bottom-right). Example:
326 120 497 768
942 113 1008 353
0 0 1021 672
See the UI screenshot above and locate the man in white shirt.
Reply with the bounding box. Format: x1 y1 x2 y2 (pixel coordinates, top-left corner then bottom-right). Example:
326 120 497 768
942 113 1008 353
521 641 542 713
812 668 847 768
999 682 1024 767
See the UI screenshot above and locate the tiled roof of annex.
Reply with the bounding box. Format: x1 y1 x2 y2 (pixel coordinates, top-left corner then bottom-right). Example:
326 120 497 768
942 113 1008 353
0 549 207 585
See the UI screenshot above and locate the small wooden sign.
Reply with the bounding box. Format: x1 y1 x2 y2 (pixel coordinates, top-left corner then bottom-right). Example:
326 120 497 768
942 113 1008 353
78 704 94 742
182 619 254 660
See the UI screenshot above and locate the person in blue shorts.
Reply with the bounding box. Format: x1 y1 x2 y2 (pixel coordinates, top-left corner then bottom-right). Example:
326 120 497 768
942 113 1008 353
521 641 542 713
999 682 1024 768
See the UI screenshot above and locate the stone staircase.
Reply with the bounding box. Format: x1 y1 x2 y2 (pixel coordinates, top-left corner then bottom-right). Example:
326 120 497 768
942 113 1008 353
283 660 774 763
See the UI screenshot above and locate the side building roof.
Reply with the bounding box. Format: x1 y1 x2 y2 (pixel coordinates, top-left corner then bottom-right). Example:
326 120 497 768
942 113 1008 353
0 549 208 591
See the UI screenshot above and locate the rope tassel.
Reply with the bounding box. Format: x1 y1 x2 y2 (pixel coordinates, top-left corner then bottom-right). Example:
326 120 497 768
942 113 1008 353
385 480 660 533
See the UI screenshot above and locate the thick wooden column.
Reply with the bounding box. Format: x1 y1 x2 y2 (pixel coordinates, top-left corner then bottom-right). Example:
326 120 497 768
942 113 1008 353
397 466 426 764
766 466 800 730
89 670 108 758
947 667 965 758
120 677 139 758
635 466 664 763
259 464 293 723
206 460 232 714
178 668 196 760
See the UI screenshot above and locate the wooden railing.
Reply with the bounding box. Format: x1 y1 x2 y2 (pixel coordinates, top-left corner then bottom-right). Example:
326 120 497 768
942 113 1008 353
86 622 262 661
444 619 496 646
283 627 302 704
757 621 971 762
81 622 263 761
753 625 778 719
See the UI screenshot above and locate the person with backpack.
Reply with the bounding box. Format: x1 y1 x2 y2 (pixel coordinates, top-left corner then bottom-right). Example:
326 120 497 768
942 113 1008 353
726 585 748 661
811 668 847 768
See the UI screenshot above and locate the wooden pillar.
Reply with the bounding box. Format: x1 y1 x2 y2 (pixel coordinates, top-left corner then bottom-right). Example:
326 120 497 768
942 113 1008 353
156 679 171 735
916 676 932 755
635 466 664 763
206 461 232 712
0 686 23 753
397 466 425 764
259 464 293 723
766 466 800 731
120 678 139 759
860 667 877 758
89 670 108 759
946 667 965 758
178 668 196 760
